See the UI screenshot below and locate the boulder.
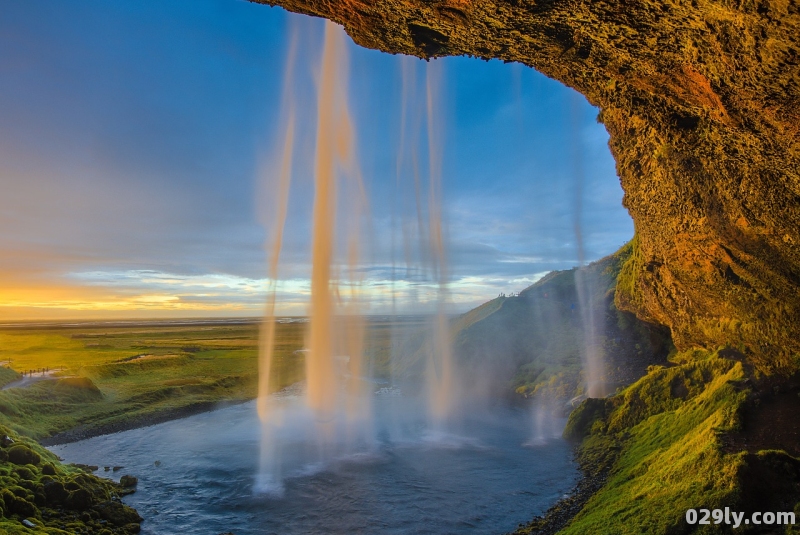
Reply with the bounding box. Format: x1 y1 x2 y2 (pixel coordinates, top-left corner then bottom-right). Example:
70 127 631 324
65 488 93 510
43 480 68 503
7 444 40 466
94 500 143 527
119 475 138 488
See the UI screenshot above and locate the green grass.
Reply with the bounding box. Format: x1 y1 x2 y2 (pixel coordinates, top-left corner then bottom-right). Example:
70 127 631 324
0 322 306 439
0 317 424 440
558 351 768 534
0 367 21 388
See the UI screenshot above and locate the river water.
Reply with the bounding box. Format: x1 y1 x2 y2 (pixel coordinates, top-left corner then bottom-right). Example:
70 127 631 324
49 396 577 535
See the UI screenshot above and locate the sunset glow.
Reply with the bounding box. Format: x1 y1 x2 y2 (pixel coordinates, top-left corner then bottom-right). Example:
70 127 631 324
1 1 632 320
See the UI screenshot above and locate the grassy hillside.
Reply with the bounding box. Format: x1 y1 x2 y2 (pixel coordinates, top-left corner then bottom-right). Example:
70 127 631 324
0 322 305 440
500 241 800 534
513 348 800 534
0 317 424 441
450 243 673 401
0 367 21 388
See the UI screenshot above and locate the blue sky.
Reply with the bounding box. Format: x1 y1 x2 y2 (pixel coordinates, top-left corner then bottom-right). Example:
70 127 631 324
0 0 632 318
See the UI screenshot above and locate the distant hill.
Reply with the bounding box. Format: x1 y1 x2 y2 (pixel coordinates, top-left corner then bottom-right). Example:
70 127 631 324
450 242 673 401
453 246 672 399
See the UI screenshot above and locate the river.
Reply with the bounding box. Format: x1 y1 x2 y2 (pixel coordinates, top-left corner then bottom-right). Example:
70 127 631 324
49 395 577 534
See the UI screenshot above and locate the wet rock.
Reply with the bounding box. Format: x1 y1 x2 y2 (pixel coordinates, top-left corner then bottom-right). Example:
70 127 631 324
119 475 138 488
94 500 144 526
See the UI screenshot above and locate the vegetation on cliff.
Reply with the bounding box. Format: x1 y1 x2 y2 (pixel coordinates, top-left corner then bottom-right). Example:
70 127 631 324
517 348 800 534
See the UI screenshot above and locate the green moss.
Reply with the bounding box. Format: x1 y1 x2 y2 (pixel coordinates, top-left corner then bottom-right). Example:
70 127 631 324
563 397 610 441
560 352 752 533
614 234 644 314
7 444 40 466
0 423 140 533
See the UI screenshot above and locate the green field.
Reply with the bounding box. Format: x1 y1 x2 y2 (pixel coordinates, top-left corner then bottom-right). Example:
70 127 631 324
0 317 428 440
0 321 304 440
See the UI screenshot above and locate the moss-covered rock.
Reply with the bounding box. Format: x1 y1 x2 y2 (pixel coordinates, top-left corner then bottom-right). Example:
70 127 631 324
563 398 610 442
65 488 93 510
95 501 143 527
42 480 68 503
7 444 40 466
0 423 142 534
543 352 800 533
119 475 137 488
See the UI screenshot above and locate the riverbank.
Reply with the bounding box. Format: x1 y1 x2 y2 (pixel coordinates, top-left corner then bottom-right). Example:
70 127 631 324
511 465 608 535
0 322 305 440
39 398 252 447
512 349 800 533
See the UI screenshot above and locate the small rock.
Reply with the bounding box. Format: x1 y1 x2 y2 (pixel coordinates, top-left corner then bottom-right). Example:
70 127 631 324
104 466 111 471
73 463 99 472
120 475 138 488
113 466 124 472
154 460 161 467
21 518 36 528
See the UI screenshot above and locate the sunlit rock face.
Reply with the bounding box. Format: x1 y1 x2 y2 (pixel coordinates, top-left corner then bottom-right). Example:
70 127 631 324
254 0 800 372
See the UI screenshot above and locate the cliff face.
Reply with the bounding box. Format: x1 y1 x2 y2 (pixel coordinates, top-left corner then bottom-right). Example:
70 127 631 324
255 0 800 372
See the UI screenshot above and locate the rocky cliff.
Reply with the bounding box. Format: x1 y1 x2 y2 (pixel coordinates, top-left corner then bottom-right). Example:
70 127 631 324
253 0 800 372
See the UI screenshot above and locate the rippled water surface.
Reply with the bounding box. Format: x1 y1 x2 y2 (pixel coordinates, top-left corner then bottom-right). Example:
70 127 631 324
50 398 577 534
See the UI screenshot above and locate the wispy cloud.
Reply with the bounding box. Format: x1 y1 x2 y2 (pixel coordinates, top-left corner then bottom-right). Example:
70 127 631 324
0 1 632 319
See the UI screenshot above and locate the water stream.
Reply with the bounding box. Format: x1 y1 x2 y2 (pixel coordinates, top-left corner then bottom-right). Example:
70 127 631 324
50 398 577 535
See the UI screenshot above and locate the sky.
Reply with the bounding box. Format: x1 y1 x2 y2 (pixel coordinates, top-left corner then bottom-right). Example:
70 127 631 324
0 0 633 319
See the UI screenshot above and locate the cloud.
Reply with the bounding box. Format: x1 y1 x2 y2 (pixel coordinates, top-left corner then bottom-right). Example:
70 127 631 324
0 1 632 319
